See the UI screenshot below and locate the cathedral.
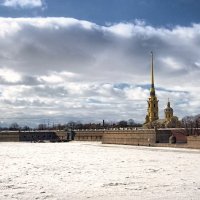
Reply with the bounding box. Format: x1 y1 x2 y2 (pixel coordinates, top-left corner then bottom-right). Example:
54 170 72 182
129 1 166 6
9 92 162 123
144 52 181 128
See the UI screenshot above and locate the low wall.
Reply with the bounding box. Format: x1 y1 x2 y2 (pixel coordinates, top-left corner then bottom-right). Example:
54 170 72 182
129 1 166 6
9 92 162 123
56 131 67 140
187 136 200 149
0 132 20 142
102 129 156 146
153 143 188 148
1 131 69 142
74 130 103 141
19 131 62 141
1 129 200 149
156 129 187 144
74 128 175 145
74 128 189 147
156 130 172 143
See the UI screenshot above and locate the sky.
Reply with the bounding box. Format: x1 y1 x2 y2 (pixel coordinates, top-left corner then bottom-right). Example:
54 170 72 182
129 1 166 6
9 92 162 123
0 0 200 127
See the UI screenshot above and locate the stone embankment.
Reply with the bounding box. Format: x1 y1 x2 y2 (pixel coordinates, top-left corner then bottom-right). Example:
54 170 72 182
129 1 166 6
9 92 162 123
1 128 200 149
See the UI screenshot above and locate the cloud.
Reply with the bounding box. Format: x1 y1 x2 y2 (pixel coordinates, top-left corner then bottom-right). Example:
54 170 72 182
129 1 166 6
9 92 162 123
0 68 21 83
2 0 44 8
0 17 200 126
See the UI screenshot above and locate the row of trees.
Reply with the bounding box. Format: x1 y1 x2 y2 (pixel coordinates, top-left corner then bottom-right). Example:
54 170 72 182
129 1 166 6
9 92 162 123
37 119 142 130
0 123 31 131
181 115 200 136
68 119 141 129
0 119 142 131
1 116 200 136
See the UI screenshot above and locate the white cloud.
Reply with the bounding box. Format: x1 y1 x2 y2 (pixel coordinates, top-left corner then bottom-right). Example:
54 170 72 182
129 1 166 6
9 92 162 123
0 17 200 126
2 0 44 8
0 68 21 83
161 57 183 70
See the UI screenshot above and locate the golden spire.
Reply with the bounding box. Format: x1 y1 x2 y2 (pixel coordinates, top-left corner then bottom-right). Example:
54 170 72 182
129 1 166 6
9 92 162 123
145 51 159 123
167 98 170 107
150 51 155 96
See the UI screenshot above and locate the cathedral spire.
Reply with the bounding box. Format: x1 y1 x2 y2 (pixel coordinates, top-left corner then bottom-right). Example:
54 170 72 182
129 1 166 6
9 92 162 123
167 98 170 107
150 51 155 96
151 51 154 87
145 51 159 123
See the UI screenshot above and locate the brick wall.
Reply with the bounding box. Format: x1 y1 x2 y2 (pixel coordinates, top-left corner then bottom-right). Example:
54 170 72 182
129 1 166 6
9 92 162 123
102 129 156 146
187 136 200 149
74 130 103 141
1 131 68 142
19 131 61 141
1 129 200 149
0 132 20 142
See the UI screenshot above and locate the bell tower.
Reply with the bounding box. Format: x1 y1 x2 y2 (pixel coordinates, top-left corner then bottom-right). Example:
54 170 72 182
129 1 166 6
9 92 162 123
164 99 173 121
145 52 159 123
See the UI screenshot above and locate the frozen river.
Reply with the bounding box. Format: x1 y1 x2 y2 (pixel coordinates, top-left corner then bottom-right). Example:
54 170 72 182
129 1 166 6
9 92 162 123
0 142 200 200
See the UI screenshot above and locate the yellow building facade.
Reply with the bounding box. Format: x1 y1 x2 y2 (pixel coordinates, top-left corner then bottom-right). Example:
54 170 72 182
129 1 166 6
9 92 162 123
144 52 180 128
164 99 173 121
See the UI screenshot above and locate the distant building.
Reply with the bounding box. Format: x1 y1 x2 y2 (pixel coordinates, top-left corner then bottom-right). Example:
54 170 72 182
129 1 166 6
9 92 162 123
164 99 173 121
144 52 181 128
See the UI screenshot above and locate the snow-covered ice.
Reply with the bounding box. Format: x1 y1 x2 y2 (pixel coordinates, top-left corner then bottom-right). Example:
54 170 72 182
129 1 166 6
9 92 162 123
0 142 200 200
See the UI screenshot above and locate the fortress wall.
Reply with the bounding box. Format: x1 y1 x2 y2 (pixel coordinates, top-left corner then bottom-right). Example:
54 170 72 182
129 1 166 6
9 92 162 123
56 131 67 140
156 129 188 144
0 130 102 142
74 128 188 146
74 129 171 145
152 143 188 148
1 131 59 142
19 131 61 141
102 129 156 146
0 132 20 142
74 129 156 143
152 136 200 149
1 129 200 149
74 130 103 141
187 136 200 149
156 130 172 143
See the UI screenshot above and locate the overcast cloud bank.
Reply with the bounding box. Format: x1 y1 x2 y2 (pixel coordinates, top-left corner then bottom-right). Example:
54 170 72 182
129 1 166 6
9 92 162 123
0 17 200 126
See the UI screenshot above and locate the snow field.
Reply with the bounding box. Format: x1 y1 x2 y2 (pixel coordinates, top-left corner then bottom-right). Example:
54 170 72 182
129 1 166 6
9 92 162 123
0 142 200 200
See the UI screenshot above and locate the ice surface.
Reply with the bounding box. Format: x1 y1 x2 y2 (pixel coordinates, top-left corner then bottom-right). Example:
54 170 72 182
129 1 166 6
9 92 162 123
0 142 200 200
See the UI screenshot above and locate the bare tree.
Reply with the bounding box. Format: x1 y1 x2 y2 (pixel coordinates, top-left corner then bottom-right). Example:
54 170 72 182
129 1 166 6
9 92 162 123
9 123 20 131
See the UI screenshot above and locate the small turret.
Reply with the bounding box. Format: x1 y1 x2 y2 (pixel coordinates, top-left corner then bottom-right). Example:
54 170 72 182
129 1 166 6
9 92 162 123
164 99 173 121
